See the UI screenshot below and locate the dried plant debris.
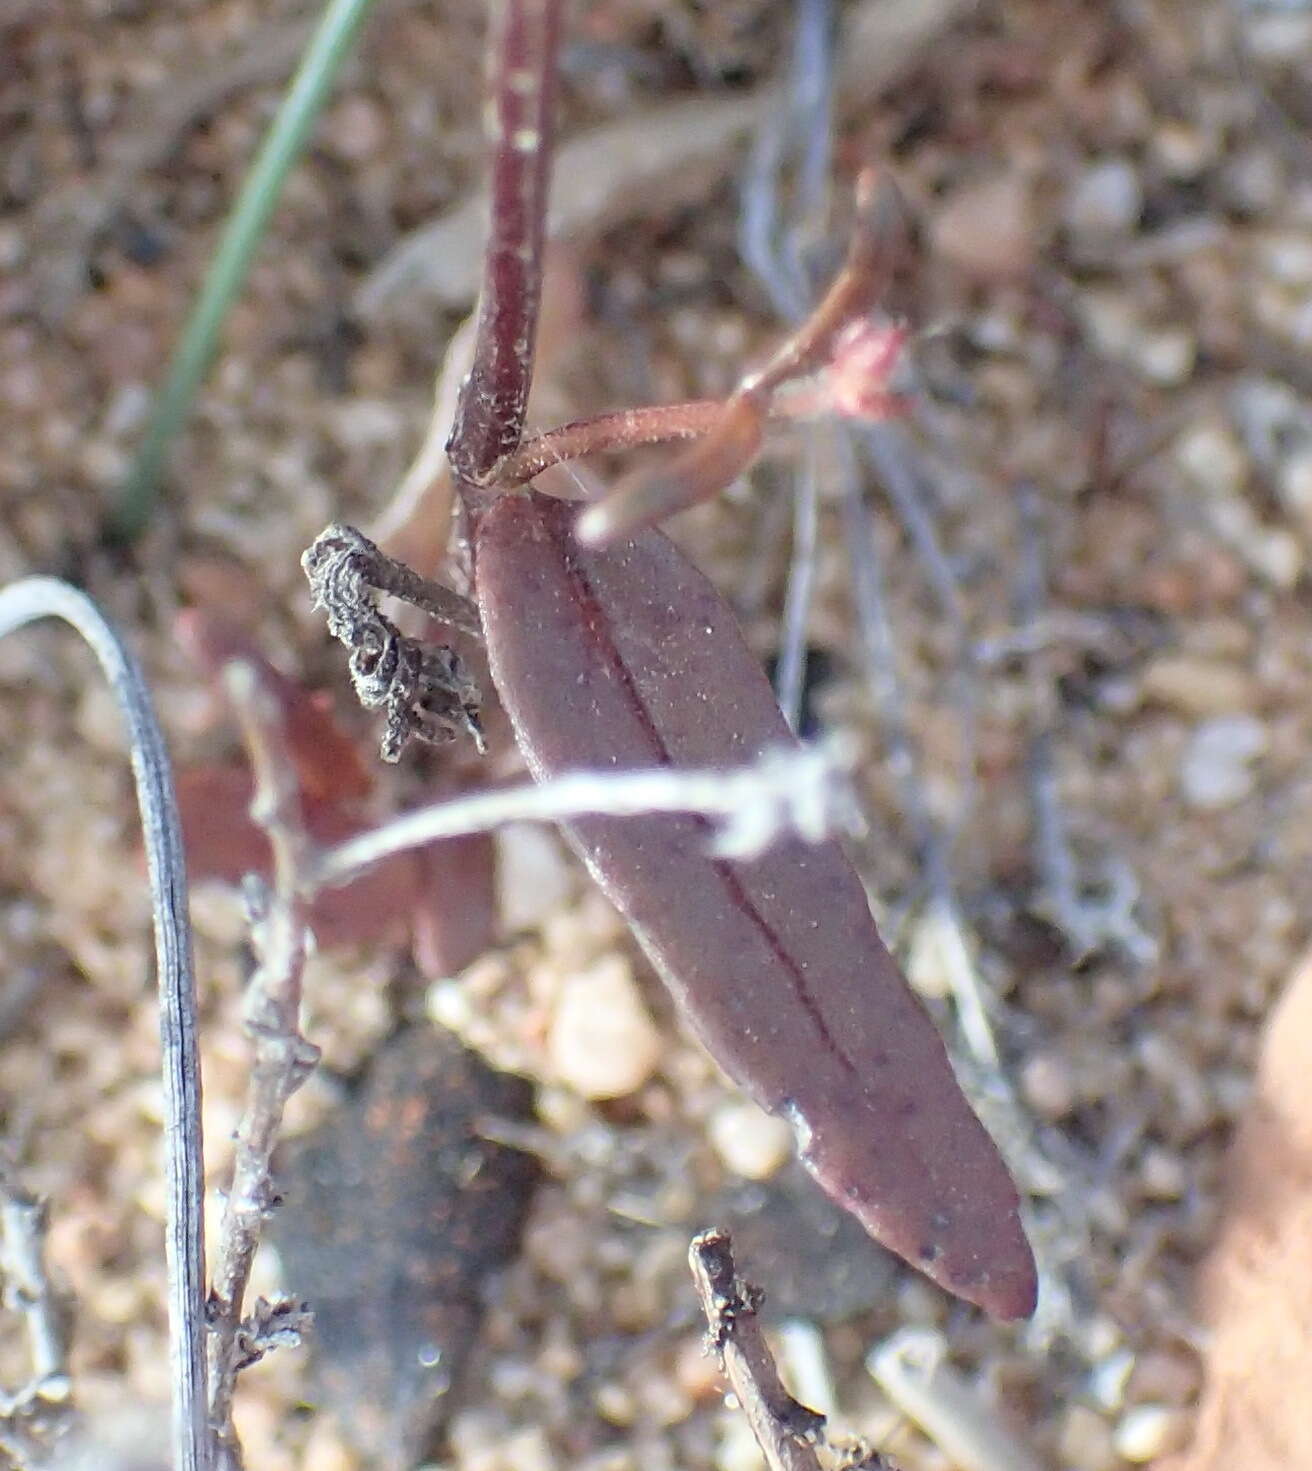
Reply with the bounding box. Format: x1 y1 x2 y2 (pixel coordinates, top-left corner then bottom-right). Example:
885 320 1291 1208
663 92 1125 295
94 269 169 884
302 525 484 762
175 606 500 974
270 1024 540 1470
0 1166 74 1466
688 1229 833 1471
357 0 974 318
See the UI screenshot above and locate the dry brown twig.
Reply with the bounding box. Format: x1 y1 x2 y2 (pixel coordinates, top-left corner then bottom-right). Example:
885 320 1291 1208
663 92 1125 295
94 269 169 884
689 1229 897 1471
689 1229 826 1471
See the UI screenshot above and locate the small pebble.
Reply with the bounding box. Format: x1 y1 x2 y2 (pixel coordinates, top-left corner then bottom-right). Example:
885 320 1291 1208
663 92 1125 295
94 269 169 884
322 94 389 162
0 223 24 271
1080 289 1141 361
1020 1052 1077 1120
501 1426 558 1471
1174 423 1248 498
1278 446 1312 537
594 1381 637 1428
1259 230 1312 286
1152 121 1213 180
1242 14 1312 65
1220 147 1284 214
1137 328 1195 386
548 955 662 1100
931 173 1036 279
1179 714 1268 810
497 823 575 932
674 1333 725 1402
1140 655 1255 716
715 1411 767 1471
708 1099 792 1180
1064 158 1142 238
904 900 971 1002
1090 1347 1136 1412
1113 1403 1190 1462
1057 1405 1119 1471
1138 1145 1188 1200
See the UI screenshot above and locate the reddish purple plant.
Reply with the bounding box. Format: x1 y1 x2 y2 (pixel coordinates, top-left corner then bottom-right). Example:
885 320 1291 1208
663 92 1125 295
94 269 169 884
174 607 496 975
310 0 1036 1319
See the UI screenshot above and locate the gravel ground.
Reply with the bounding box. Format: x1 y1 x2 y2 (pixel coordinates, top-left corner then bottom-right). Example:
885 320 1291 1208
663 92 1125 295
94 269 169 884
3 1 1312 1468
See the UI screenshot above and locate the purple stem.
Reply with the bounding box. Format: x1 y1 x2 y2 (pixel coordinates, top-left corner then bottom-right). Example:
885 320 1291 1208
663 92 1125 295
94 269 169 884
447 0 563 489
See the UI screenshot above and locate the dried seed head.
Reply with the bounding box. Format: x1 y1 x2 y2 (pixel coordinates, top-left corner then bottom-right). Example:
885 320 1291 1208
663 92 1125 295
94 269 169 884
302 525 484 762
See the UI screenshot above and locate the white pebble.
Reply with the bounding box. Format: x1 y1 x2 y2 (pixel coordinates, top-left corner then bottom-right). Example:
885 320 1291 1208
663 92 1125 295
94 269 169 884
1140 656 1254 717
497 822 575 931
1020 1053 1077 1120
548 955 662 1100
1113 1404 1190 1462
1179 714 1268 810
1138 329 1195 386
931 173 1035 279
1259 230 1312 286
1058 1405 1119 1471
1080 290 1140 361
1243 14 1312 65
1174 423 1248 498
1152 121 1213 180
715 1411 767 1471
708 1099 792 1180
1064 158 1142 238
1278 446 1312 535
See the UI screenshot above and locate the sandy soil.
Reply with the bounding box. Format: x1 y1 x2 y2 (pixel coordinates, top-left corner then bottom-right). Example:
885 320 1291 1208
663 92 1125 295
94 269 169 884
3 1 1312 1468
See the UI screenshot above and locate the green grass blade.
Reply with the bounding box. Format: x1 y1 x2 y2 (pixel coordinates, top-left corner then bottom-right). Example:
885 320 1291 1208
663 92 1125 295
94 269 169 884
112 0 380 541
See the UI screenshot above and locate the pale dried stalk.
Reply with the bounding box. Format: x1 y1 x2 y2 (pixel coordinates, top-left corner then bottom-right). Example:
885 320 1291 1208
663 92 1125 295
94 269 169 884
867 1328 1044 1471
206 660 321 1469
311 737 863 892
0 1166 72 1462
1015 482 1157 966
0 577 208 1471
358 0 975 317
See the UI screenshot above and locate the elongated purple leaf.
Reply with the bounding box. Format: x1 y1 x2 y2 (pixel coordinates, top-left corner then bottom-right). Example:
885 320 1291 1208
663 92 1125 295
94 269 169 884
474 491 1036 1319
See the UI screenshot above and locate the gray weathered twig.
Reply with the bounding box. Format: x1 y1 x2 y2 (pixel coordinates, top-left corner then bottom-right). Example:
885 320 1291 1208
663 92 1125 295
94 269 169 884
205 660 321 1469
0 1163 72 1464
867 1327 1044 1471
688 1230 901 1471
688 1229 828 1471
738 0 835 730
0 577 209 1471
1014 484 1157 965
